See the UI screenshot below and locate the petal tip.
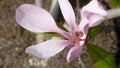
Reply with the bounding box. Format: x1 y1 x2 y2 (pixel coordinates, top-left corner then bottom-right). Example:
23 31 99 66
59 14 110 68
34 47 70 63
25 46 44 58
25 46 32 54
67 57 72 63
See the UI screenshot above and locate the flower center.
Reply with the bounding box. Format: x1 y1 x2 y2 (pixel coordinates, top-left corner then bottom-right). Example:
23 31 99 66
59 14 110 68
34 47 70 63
71 31 84 45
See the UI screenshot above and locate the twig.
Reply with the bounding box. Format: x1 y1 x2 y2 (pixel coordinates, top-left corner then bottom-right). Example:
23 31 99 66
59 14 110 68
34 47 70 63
78 57 85 68
35 0 43 7
107 9 120 19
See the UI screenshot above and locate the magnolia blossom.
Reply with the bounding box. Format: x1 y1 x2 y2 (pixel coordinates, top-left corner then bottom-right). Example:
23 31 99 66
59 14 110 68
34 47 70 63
15 0 107 62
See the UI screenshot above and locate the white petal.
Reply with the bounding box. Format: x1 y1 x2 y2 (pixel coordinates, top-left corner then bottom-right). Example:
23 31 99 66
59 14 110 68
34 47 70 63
81 0 107 27
26 39 72 58
15 4 70 38
67 45 83 62
58 0 78 31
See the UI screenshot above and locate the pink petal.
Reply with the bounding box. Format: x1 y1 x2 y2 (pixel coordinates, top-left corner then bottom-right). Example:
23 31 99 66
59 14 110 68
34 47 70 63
26 39 72 58
81 0 107 27
79 17 89 46
79 17 89 40
58 0 78 31
87 13 106 27
15 4 70 38
67 45 83 62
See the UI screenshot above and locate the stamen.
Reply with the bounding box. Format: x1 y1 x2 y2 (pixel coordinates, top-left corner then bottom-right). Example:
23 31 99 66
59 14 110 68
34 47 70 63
71 31 84 45
78 31 84 37
75 31 83 37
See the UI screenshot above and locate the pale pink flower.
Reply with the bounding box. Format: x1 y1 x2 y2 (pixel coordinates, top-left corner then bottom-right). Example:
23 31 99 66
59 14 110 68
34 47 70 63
15 0 107 62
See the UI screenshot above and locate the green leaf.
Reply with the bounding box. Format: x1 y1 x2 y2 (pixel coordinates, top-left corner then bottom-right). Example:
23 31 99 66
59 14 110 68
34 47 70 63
88 26 100 38
112 0 120 8
29 22 68 37
56 22 69 32
86 43 116 68
29 30 64 37
28 22 68 37
42 32 64 37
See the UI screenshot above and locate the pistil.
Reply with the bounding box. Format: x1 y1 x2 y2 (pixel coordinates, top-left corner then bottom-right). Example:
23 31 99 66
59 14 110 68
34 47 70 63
71 31 84 45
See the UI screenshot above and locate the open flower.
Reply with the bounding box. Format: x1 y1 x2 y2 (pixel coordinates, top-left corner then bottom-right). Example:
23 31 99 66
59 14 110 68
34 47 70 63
15 0 107 62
